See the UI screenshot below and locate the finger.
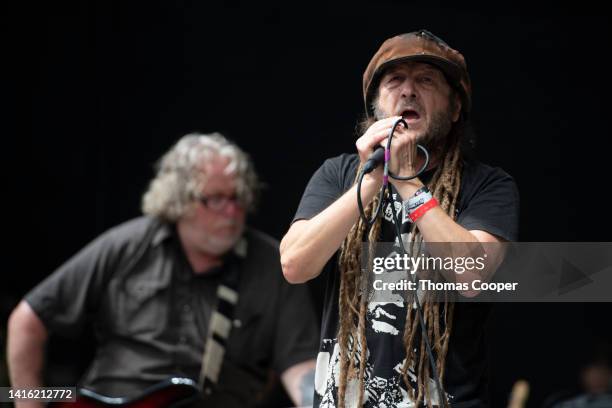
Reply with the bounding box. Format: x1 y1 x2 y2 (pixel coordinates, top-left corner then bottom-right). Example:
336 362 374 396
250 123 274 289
356 132 390 160
358 116 405 152
361 128 394 148
367 116 403 135
393 127 418 145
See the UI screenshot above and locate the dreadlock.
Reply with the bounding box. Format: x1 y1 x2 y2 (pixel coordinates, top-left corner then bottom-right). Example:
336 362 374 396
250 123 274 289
336 114 465 407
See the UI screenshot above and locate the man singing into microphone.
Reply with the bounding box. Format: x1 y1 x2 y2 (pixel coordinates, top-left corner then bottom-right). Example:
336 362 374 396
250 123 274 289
281 30 519 407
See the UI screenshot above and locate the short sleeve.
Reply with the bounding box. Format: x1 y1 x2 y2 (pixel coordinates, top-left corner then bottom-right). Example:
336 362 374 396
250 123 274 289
292 154 358 223
24 220 144 337
272 280 320 374
456 164 520 242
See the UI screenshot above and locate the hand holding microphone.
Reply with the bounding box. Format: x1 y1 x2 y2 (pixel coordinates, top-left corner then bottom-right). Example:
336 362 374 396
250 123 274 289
356 116 405 176
362 146 385 174
357 116 428 180
356 117 429 226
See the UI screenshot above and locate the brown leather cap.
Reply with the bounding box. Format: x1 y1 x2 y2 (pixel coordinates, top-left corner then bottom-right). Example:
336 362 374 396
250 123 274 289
363 29 472 119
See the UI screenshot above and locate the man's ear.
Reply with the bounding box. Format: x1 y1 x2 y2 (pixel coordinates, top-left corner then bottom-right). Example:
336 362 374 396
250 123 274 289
451 93 462 123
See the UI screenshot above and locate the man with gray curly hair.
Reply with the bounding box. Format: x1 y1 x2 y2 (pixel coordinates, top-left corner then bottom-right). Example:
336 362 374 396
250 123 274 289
8 133 318 408
142 133 259 257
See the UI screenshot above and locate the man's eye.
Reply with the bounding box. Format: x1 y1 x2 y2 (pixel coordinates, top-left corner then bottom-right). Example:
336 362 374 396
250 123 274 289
419 76 434 84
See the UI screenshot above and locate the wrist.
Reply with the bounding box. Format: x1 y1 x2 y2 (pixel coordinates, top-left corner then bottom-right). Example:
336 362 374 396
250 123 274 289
402 186 438 223
408 197 438 222
359 173 383 199
394 178 424 199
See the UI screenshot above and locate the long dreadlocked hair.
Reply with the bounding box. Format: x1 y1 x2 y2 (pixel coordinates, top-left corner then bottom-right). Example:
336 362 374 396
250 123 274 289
336 114 468 408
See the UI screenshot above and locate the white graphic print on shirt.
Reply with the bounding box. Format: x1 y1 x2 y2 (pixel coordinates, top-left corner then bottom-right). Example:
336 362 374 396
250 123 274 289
314 302 453 407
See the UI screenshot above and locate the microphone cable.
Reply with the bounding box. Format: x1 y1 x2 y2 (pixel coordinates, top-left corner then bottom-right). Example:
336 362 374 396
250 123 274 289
355 117 449 408
357 119 429 226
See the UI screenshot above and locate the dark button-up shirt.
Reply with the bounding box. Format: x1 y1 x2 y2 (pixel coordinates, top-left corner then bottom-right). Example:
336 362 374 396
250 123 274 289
26 216 319 405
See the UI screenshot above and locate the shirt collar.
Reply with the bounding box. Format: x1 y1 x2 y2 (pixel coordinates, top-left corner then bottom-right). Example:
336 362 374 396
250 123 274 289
232 235 248 258
151 220 174 247
151 218 248 259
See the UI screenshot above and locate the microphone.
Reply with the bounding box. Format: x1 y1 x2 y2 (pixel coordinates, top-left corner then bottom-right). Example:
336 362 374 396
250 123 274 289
362 146 385 174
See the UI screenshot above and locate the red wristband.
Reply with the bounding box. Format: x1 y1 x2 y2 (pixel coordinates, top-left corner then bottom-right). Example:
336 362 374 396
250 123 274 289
409 197 438 222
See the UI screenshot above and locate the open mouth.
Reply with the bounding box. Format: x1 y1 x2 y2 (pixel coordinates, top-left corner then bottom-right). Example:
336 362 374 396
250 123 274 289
401 109 421 122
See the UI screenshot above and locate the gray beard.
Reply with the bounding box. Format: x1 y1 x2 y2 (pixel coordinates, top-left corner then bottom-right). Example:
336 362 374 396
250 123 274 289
199 225 244 256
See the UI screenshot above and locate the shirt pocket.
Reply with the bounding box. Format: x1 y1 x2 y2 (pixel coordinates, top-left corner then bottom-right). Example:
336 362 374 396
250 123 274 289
113 273 171 335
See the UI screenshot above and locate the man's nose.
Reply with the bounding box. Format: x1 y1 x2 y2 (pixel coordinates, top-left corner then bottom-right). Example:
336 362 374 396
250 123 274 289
221 200 243 217
400 78 417 99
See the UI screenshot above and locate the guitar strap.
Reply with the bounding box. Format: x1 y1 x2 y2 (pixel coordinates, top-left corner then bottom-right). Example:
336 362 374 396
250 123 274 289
198 237 247 394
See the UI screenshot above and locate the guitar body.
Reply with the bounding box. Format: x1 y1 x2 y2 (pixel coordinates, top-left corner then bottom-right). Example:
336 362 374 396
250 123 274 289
49 378 200 408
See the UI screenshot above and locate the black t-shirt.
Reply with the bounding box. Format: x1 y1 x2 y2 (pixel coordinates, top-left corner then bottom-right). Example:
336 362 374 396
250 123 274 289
293 153 519 408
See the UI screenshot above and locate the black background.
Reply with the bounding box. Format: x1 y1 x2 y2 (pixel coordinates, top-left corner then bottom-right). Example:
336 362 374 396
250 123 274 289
4 1 612 407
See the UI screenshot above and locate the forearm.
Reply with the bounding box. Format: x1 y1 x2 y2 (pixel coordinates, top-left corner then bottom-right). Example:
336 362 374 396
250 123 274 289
281 175 380 283
7 301 48 408
280 360 316 407
395 179 476 242
395 180 501 290
415 206 478 244
417 207 486 286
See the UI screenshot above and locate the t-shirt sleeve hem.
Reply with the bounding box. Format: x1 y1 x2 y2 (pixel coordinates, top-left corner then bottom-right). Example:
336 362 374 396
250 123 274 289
460 219 517 242
274 351 317 375
23 295 56 333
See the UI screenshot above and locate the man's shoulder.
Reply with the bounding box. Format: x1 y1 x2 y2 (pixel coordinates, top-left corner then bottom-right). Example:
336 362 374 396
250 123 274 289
244 228 281 268
104 215 166 242
462 158 516 186
241 228 285 287
93 216 171 258
245 227 279 253
316 153 360 192
321 152 359 172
